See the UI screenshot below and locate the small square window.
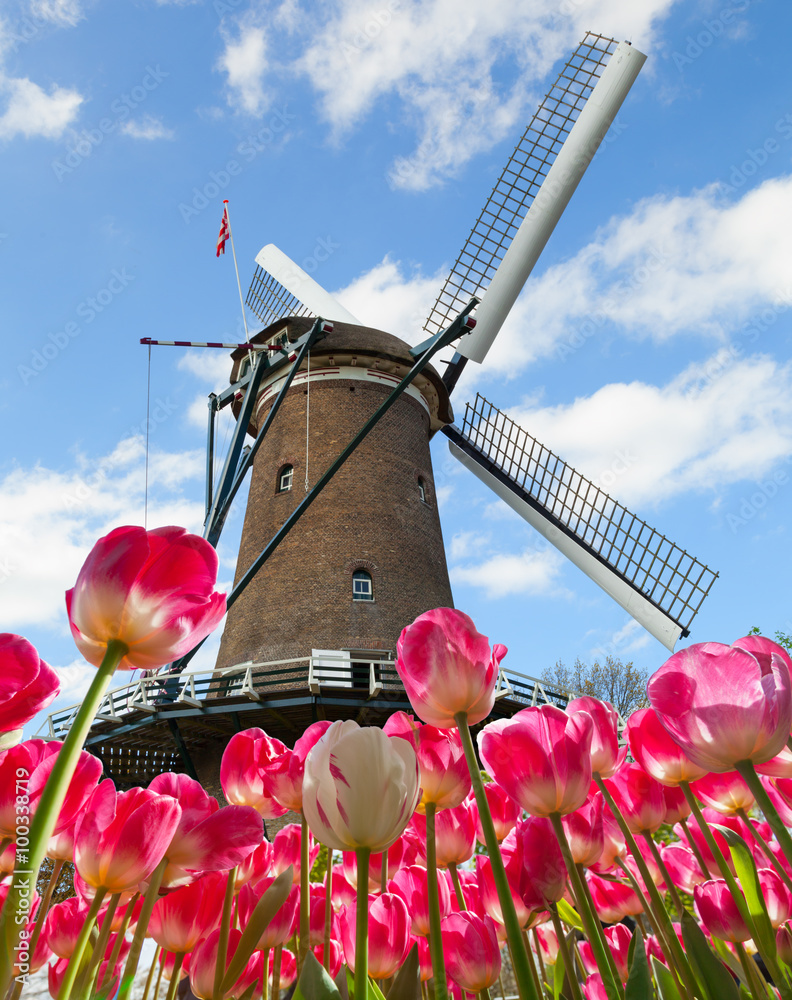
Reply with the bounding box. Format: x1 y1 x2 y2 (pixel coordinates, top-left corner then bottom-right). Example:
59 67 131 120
352 570 373 601
418 477 427 502
278 465 293 492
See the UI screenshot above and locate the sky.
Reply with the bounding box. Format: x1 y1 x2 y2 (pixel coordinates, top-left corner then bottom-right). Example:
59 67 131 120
2 0 791 736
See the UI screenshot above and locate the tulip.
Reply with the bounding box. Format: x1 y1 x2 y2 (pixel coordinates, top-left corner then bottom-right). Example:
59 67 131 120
660 844 707 893
220 729 289 819
189 928 260 999
313 940 343 979
755 742 792 779
390 864 452 937
580 924 631 982
234 839 275 890
44 898 92 959
149 872 226 954
442 911 502 992
479 705 593 817
777 923 792 965
475 854 534 929
567 696 625 779
647 638 792 772
584 973 609 1000
587 873 643 922
625 707 709 785
694 879 752 942
758 867 792 928
271 948 297 990
237 877 299 949
308 885 340 947
661 784 690 825
561 795 604 868
339 893 412 979
507 817 566 910
386 717 471 812
470 782 521 844
303 721 420 853
263 720 333 814
0 635 60 740
66 524 227 671
272 823 318 884
605 763 667 835
410 800 476 867
690 771 754 815
395 608 505 728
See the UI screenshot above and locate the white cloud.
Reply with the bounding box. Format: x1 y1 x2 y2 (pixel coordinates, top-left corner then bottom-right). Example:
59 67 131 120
451 546 563 598
120 114 175 140
28 0 83 26
217 21 269 115
0 75 82 140
505 353 792 508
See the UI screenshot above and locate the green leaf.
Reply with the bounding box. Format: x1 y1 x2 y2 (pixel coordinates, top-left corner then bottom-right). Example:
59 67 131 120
551 933 566 1000
713 825 776 958
651 957 683 1000
386 943 421 1000
625 927 651 1000
680 909 741 1000
556 898 584 932
293 951 342 1000
335 965 350 1000
219 865 294 994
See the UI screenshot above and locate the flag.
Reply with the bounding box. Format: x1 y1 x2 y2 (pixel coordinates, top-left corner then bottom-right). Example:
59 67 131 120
216 206 230 257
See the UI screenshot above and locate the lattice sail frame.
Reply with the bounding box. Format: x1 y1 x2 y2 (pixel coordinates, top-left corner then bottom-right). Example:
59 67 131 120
246 263 314 326
455 394 718 638
423 32 618 340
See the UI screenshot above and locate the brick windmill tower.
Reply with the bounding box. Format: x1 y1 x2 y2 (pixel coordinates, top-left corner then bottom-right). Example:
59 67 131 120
65 34 716 792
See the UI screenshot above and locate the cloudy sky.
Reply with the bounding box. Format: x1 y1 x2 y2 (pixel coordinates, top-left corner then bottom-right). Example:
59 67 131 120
2 0 791 732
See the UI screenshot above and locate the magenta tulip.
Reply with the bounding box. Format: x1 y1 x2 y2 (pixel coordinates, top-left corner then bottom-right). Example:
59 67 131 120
263 720 332 813
410 800 476 867
395 608 505 727
694 879 752 942
44 898 86 959
386 716 471 812
312 940 343 979
220 728 289 819
647 638 792 771
340 893 412 979
73 780 182 893
580 924 632 982
237 876 299 948
661 844 707 893
778 924 792 965
189 928 260 999
584 973 609 1000
66 524 226 670
561 795 604 868
756 744 792 778
624 707 709 785
661 784 690 825
442 911 502 992
690 771 754 815
470 782 521 844
234 839 275 890
587 872 643 922
390 864 452 936
149 872 225 953
0 634 60 736
508 816 566 909
272 823 319 884
475 854 534 929
759 867 792 928
479 705 593 817
605 763 667 834
568 696 625 779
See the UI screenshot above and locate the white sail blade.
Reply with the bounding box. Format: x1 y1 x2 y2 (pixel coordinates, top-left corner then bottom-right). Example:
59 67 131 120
254 244 361 324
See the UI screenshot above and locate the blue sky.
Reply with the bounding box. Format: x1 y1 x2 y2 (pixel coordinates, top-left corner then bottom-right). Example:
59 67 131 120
2 0 791 732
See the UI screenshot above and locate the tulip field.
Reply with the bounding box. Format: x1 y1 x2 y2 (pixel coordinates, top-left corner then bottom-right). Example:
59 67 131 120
3 526 792 1000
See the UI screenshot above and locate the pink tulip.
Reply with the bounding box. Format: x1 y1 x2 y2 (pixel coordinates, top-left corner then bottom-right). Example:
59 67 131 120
647 638 792 772
777 924 792 965
587 872 643 922
0 842 15 874
386 715 471 811
263 720 332 813
149 872 225 953
237 876 299 948
605 763 667 834
312 940 343 979
189 928 260 999
690 771 754 815
0 634 60 735
758 867 792 928
625 707 709 785
234 839 274 890
625 837 666 890
765 777 792 825
66 524 226 670
507 816 566 910
591 802 627 873
339 893 412 979
479 705 593 817
675 811 734 877
395 608 505 728
73 780 182 893
390 864 452 937
148 772 263 887
271 948 297 990
410 800 476 867
470 782 521 844
756 743 792 778
694 879 752 942
308 885 340 946
661 784 690 825
661 844 707 893
580 923 632 981
302 720 420 853
12 915 51 977
0 739 102 841
534 924 560 964
50 956 121 1000
561 795 604 868
583 973 609 1000
475 854 534 929
442 911 502 992
343 833 420 891
272 823 319 884
567 696 625 778
220 729 289 819
45 898 86 959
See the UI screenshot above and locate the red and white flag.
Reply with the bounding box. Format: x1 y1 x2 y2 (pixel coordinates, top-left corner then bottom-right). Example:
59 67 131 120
216 206 230 257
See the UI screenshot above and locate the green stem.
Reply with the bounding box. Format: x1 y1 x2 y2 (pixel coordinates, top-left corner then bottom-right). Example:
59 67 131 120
425 803 448 1000
530 928 546 991
641 832 685 918
679 815 713 879
213 866 237 1000
0 640 126 994
448 864 467 911
262 947 270 1000
118 856 169 1000
324 850 333 972
271 945 282 1000
100 891 140 993
152 953 165 1000
735 761 792 867
548 905 584 1000
139 945 162 1000
548 813 622 1000
300 813 309 971
79 891 121 1000
734 940 773 999
164 953 185 1000
26 858 63 972
455 711 538 1000
355 847 371 998
56 886 108 1000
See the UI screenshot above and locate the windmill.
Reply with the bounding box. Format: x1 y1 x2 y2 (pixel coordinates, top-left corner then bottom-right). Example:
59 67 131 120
43 32 717 794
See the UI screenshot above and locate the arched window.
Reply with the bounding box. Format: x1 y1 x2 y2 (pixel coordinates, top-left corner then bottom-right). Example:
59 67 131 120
352 570 373 601
277 464 293 492
417 477 427 502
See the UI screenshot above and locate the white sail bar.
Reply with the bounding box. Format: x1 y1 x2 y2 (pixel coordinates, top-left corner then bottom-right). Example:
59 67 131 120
252 243 361 325
457 41 646 364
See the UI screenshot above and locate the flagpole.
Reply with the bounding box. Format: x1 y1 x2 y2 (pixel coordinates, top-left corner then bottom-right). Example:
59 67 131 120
222 199 249 339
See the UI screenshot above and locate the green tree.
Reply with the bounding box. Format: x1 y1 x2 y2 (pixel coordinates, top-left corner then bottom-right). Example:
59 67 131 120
748 626 792 652
541 655 650 719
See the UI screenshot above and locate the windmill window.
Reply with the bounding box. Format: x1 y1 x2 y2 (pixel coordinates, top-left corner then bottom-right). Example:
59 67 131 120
352 570 373 601
418 477 427 503
278 465 293 492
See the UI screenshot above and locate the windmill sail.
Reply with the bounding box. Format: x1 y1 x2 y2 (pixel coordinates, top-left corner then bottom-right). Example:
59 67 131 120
444 395 718 650
423 33 645 364
246 243 361 327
